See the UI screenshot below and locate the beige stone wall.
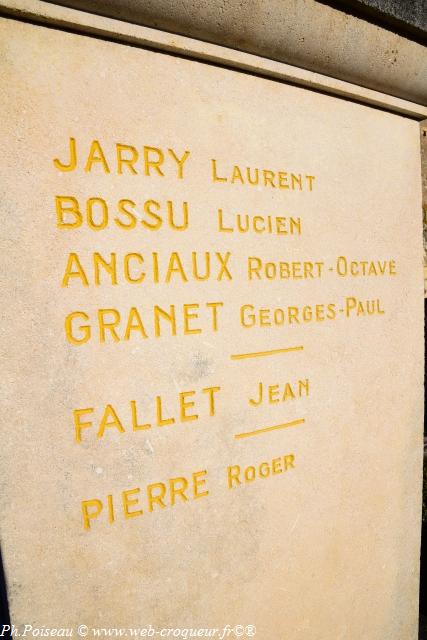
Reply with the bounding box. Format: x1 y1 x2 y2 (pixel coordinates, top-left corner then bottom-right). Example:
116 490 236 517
0 13 424 638
40 0 427 105
422 121 427 295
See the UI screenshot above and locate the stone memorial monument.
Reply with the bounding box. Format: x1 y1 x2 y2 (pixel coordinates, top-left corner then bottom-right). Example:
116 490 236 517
0 0 426 638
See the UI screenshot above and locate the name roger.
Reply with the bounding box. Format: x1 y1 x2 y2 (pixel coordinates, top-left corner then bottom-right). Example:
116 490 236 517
81 453 296 531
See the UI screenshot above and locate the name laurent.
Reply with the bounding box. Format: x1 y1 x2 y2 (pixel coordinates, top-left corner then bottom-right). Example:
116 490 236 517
211 159 315 190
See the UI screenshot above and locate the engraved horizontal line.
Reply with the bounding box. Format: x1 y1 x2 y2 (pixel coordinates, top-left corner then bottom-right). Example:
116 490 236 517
230 346 304 360
234 418 305 440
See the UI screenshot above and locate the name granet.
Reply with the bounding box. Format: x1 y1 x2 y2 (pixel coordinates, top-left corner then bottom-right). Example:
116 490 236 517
64 301 224 345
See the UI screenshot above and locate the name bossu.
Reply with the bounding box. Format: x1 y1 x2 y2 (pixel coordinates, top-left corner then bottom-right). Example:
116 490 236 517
81 454 295 530
55 196 300 236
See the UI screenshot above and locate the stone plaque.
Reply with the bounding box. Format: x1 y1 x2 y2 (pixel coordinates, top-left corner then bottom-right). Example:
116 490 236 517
0 15 424 639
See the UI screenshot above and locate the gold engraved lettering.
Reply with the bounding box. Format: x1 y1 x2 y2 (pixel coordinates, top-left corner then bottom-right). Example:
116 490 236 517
227 454 295 489
211 159 315 191
248 257 323 280
248 379 309 407
73 387 221 442
53 138 190 177
218 209 301 235
56 196 189 232
81 469 210 530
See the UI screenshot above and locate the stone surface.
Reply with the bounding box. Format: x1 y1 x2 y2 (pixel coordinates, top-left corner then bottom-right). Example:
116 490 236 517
0 15 424 639
3 0 427 120
335 0 427 34
422 121 427 296
40 0 427 106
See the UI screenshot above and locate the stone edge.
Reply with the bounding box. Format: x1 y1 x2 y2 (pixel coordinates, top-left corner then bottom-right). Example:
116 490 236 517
0 0 427 119
35 0 427 106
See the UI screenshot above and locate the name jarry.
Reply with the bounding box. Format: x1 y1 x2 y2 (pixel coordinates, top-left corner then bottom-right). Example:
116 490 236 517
54 137 190 177
53 137 309 534
53 138 308 238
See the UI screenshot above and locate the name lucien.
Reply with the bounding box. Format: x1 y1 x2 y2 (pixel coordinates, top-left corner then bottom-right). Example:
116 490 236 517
53 137 311 237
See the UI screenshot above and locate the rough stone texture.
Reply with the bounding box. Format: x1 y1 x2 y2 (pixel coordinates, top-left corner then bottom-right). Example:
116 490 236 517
2 0 427 120
41 0 427 106
0 14 424 639
335 0 427 34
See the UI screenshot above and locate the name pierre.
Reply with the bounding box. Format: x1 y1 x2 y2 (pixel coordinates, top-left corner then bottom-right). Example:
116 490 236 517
81 453 296 531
